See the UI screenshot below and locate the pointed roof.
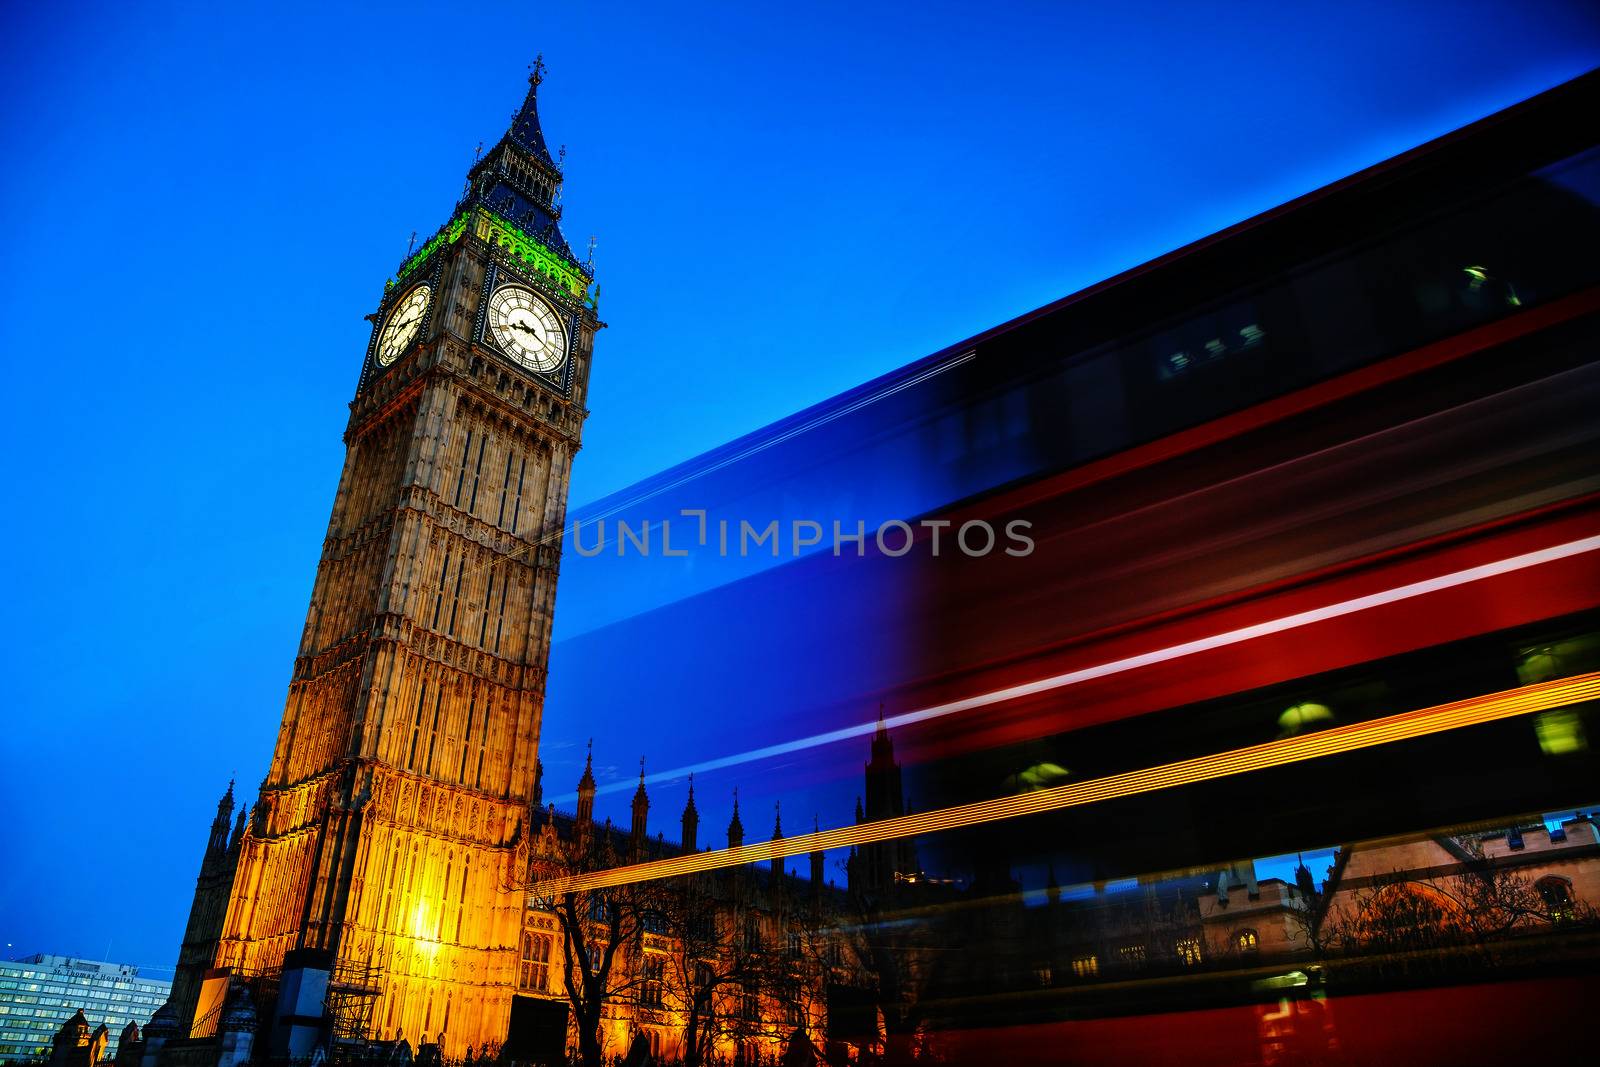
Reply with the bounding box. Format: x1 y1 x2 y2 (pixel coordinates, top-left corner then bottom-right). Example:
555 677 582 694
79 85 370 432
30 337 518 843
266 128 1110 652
449 56 589 277
728 788 744 838
773 801 783 839
578 740 596 793
507 55 560 171
682 773 699 818
633 757 649 808
208 779 236 852
869 703 897 766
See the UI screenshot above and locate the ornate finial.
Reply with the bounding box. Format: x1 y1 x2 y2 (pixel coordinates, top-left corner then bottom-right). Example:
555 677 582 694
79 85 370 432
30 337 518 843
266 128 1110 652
406 231 417 256
687 772 694 798
529 54 546 88
558 144 567 167
586 235 596 270
474 140 483 163
774 801 783 836
732 786 739 812
585 738 593 767
878 701 885 725
639 756 646 785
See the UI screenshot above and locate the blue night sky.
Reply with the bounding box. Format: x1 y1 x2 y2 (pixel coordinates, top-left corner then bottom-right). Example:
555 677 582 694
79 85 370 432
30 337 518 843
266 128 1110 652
1 0 1597 974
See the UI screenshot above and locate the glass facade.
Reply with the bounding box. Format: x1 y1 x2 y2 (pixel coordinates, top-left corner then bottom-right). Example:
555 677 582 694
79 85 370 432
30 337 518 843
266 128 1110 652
0 956 170 1061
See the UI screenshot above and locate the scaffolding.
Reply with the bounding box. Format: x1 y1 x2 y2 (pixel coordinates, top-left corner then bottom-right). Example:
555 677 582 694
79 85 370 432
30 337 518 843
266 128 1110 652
325 958 384 1052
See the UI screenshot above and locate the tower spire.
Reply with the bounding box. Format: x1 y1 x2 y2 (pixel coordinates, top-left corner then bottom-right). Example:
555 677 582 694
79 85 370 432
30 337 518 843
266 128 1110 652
727 787 744 849
630 757 649 858
810 814 826 903
207 780 235 855
771 801 786 902
576 740 596 831
505 54 560 171
681 773 699 852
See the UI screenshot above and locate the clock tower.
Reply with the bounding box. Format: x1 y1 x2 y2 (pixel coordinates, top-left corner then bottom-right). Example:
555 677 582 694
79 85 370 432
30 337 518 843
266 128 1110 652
206 60 599 1055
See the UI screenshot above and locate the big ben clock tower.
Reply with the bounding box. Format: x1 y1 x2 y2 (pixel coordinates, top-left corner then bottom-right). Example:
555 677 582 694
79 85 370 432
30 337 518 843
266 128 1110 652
204 60 599 1055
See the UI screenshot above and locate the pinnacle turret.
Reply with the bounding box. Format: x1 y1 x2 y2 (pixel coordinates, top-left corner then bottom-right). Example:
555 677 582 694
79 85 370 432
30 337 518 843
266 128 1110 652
631 758 649 856
206 780 235 856
576 741 596 830
727 788 745 849
771 802 785 888
681 773 700 852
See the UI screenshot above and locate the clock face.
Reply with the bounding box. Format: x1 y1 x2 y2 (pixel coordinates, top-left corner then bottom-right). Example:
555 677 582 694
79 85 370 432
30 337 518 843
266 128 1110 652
487 285 568 373
375 285 432 366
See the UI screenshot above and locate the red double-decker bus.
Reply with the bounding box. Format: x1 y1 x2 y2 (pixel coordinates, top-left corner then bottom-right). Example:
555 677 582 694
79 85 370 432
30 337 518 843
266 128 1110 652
547 69 1600 1064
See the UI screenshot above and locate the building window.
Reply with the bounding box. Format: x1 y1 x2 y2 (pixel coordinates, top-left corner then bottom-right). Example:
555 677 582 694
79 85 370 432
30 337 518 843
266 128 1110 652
744 915 762 953
1117 944 1148 968
1070 955 1099 979
787 931 802 958
1235 929 1259 955
1537 877 1575 922
740 983 760 1023
518 932 551 992
640 956 664 1008
1174 936 1203 966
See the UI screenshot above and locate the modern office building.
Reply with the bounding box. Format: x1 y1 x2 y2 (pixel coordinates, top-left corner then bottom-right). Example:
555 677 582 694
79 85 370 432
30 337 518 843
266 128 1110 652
0 956 169 1062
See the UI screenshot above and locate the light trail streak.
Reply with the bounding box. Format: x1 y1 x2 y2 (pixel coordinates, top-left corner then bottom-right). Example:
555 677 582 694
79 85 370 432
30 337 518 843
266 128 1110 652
531 671 1600 895
581 533 1600 799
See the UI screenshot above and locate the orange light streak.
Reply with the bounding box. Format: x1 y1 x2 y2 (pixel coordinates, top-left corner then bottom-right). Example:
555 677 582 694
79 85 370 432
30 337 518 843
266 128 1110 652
531 672 1600 896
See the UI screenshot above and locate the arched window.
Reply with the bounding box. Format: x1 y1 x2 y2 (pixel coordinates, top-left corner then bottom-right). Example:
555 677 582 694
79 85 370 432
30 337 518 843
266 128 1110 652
1537 876 1575 921
518 931 551 991
640 956 665 1008
1235 928 1260 955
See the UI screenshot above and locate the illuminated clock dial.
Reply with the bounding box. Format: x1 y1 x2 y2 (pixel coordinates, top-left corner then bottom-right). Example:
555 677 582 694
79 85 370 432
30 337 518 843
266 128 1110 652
487 285 568 373
375 285 432 366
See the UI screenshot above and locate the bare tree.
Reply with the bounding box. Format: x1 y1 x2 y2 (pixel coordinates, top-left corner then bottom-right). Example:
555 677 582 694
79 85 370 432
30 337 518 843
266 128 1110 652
828 880 939 1066
662 874 757 1067
534 827 663 1067
1283 858 1339 961
1314 847 1599 981
1445 842 1599 942
658 871 812 1066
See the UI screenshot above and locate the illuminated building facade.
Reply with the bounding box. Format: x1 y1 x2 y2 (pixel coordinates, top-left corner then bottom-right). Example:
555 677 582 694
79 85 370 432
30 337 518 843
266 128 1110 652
513 763 843 1065
184 60 600 1058
0 956 169 1062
